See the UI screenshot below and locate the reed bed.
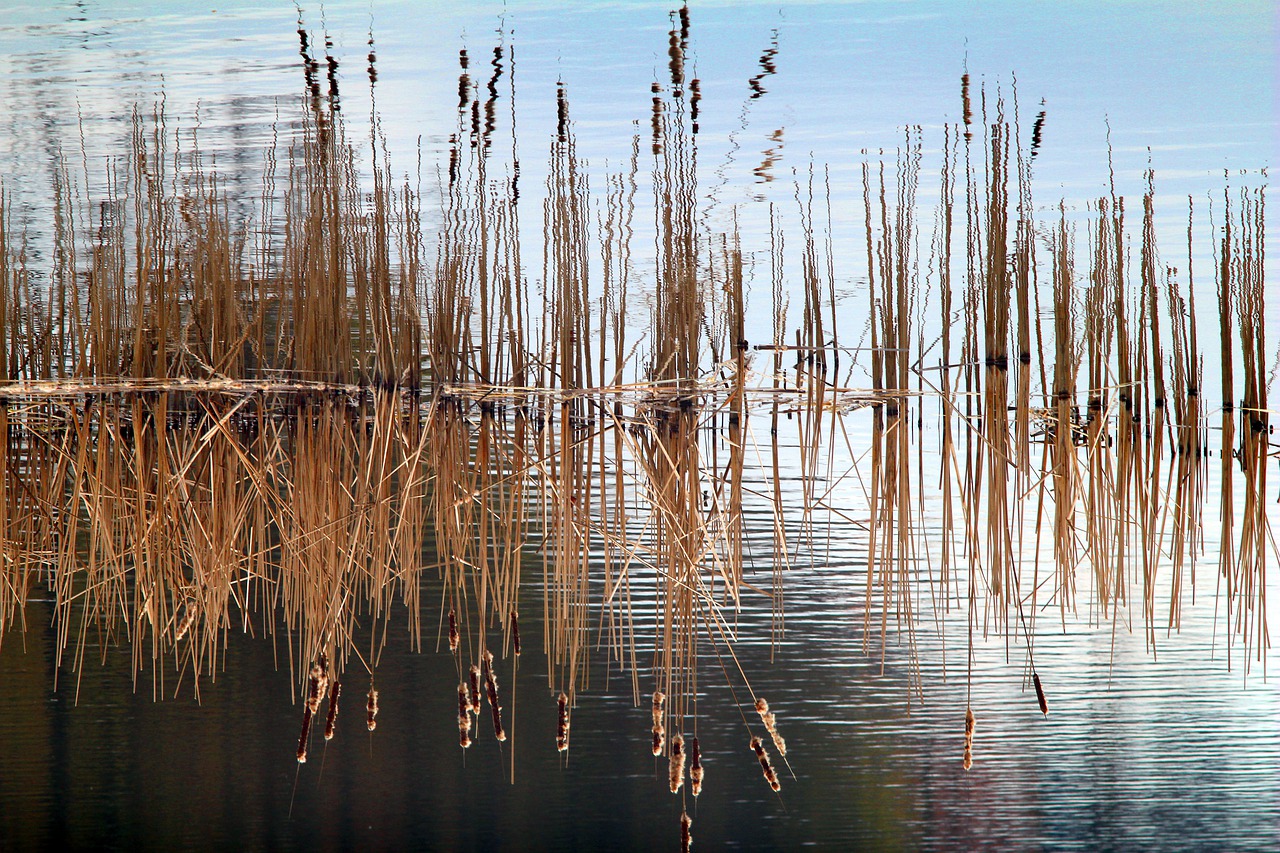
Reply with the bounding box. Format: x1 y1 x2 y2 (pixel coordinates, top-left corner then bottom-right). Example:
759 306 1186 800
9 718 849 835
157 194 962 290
0 2 1273 825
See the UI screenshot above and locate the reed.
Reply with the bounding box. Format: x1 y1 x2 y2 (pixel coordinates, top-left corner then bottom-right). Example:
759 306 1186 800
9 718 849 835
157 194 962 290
0 8 1272 833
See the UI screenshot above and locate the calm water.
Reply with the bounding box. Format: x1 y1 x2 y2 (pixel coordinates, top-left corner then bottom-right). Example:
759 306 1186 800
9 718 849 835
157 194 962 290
1 1 1278 851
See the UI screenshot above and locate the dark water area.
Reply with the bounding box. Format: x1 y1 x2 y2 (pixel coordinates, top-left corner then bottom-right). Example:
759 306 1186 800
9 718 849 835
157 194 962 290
3 548 1278 851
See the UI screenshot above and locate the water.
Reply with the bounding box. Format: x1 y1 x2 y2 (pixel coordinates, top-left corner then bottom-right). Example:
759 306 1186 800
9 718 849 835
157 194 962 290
1 1 1278 851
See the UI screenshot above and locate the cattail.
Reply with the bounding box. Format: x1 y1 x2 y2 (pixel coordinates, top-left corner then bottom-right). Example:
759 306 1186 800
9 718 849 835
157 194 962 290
669 733 686 792
510 610 521 656
754 697 787 757
651 691 666 756
689 736 703 796
963 707 975 770
483 651 506 741
306 657 328 715
961 73 973 141
323 680 341 741
469 664 482 715
366 686 379 732
556 83 568 143
680 811 692 853
174 600 196 642
458 683 473 749
750 736 780 792
297 706 313 763
556 692 570 752
1033 673 1048 716
448 608 459 653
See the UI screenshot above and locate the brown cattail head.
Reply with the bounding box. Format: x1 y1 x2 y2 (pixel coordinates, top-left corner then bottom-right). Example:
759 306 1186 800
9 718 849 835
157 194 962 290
669 733 687 793
366 686 379 732
750 736 780 792
306 659 328 715
511 610 521 656
1033 673 1048 716
556 692 570 753
680 811 692 853
963 707 975 770
297 706 313 763
323 680 341 741
448 608 459 653
483 651 506 741
755 697 787 757
469 665 482 715
651 690 666 755
174 600 196 642
689 736 704 797
556 83 568 143
458 683 473 749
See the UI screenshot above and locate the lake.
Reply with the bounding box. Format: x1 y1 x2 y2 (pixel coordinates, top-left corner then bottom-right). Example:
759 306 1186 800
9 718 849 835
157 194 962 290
0 2 1277 851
